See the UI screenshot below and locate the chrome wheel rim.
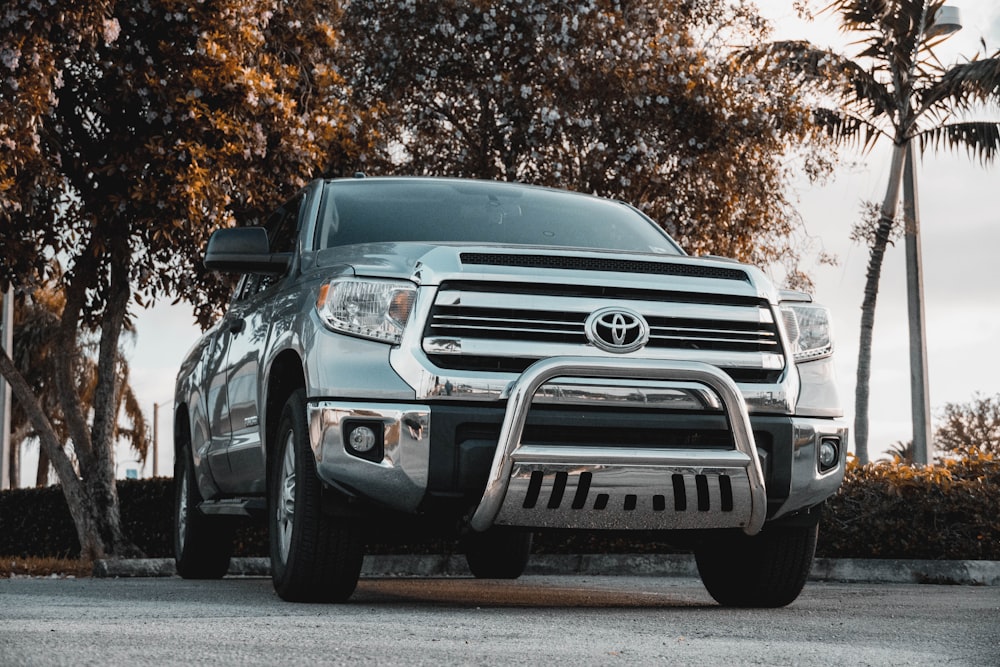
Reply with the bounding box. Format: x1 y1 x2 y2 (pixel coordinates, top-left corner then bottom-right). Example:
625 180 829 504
276 432 296 564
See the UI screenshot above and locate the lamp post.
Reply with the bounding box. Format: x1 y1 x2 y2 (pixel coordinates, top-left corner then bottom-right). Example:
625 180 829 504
153 402 159 477
903 145 932 464
905 4 961 465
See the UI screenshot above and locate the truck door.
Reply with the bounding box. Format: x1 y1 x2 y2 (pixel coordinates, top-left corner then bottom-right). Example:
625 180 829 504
217 194 303 494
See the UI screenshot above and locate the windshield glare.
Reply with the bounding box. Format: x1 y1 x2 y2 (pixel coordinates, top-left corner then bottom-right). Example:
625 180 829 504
315 179 682 255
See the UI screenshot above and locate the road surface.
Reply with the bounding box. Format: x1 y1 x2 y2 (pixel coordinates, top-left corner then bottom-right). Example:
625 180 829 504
2 575 997 665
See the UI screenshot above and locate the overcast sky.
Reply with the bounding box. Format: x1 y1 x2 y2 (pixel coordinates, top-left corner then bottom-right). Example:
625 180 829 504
19 1 998 483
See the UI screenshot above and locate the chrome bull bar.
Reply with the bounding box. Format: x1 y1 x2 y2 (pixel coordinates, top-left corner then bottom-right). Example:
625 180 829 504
469 357 768 536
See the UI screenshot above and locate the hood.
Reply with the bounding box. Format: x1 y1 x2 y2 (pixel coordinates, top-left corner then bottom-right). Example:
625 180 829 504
312 242 778 301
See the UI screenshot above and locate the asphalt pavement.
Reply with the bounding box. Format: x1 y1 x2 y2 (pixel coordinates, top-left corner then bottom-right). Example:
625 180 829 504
3 574 998 666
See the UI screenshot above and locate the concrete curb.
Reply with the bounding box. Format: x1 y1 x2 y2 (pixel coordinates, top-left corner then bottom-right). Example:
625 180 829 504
92 554 1000 586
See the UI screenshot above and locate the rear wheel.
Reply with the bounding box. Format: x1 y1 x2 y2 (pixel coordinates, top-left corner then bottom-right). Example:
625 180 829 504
464 528 533 579
174 434 234 579
269 389 364 602
694 523 818 608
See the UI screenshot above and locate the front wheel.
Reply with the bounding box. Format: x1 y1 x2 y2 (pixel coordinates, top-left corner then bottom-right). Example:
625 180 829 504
269 389 364 602
694 524 818 608
463 528 533 579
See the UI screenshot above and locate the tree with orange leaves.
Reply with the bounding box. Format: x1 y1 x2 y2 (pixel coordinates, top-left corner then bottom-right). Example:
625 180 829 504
0 0 369 559
342 0 834 279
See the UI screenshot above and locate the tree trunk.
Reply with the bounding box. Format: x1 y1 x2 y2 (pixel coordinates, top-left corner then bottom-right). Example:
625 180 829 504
79 241 143 558
854 142 907 464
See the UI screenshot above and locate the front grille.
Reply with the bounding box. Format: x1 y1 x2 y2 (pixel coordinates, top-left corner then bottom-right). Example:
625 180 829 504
422 281 784 382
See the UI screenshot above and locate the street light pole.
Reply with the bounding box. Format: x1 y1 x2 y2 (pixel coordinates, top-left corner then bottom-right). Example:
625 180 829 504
900 4 961 465
153 402 159 477
903 145 933 464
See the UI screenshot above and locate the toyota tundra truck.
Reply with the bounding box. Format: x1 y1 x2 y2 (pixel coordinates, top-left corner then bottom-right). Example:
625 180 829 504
173 176 847 606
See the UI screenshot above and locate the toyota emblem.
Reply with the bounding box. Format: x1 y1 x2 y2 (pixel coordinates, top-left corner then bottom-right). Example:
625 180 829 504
585 307 649 353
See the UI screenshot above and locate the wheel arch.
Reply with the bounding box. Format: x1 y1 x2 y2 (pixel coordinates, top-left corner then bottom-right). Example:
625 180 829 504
264 349 307 464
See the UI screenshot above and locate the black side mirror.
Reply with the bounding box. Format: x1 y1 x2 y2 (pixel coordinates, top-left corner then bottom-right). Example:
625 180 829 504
204 228 290 274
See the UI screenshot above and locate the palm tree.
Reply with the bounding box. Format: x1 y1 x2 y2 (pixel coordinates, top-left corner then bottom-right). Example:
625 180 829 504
9 283 148 487
746 0 1000 464
883 440 916 464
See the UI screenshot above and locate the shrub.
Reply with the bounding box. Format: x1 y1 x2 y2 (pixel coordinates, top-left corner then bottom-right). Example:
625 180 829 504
2 450 997 560
0 478 175 559
818 449 1000 560
0 478 270 559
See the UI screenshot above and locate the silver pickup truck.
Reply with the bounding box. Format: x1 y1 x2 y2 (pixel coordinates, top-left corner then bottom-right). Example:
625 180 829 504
173 176 847 606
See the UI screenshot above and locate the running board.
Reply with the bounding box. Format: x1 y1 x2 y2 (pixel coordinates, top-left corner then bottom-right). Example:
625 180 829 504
198 497 266 518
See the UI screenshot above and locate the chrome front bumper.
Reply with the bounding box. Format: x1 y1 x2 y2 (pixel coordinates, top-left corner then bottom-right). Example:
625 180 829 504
307 357 844 535
308 402 431 512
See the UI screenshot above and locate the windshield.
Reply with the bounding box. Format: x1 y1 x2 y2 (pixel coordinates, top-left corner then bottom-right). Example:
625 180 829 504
315 179 683 255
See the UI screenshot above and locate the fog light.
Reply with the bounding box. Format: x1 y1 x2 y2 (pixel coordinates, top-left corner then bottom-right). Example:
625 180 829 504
819 439 839 471
348 425 377 453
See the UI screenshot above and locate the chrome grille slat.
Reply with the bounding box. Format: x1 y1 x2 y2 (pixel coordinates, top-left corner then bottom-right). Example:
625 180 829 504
425 337 783 368
433 315 580 327
648 333 779 347
434 290 774 323
432 324 584 336
649 326 776 338
430 313 584 337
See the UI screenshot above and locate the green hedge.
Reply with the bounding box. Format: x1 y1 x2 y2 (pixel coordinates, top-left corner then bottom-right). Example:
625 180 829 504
0 479 175 559
2 450 997 560
0 478 268 559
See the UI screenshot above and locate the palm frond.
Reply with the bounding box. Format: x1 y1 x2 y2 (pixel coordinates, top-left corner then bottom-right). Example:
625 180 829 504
742 41 896 118
920 56 1000 113
881 439 915 464
914 121 1000 166
825 0 890 32
813 107 888 151
827 1 938 58
116 358 149 462
827 1 956 89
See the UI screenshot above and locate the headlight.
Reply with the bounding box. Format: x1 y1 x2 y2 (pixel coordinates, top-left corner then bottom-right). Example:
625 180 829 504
780 302 833 362
316 278 416 344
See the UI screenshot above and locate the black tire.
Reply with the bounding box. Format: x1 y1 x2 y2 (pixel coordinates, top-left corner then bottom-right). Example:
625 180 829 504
174 434 234 579
464 528 533 579
694 524 818 608
269 389 364 602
